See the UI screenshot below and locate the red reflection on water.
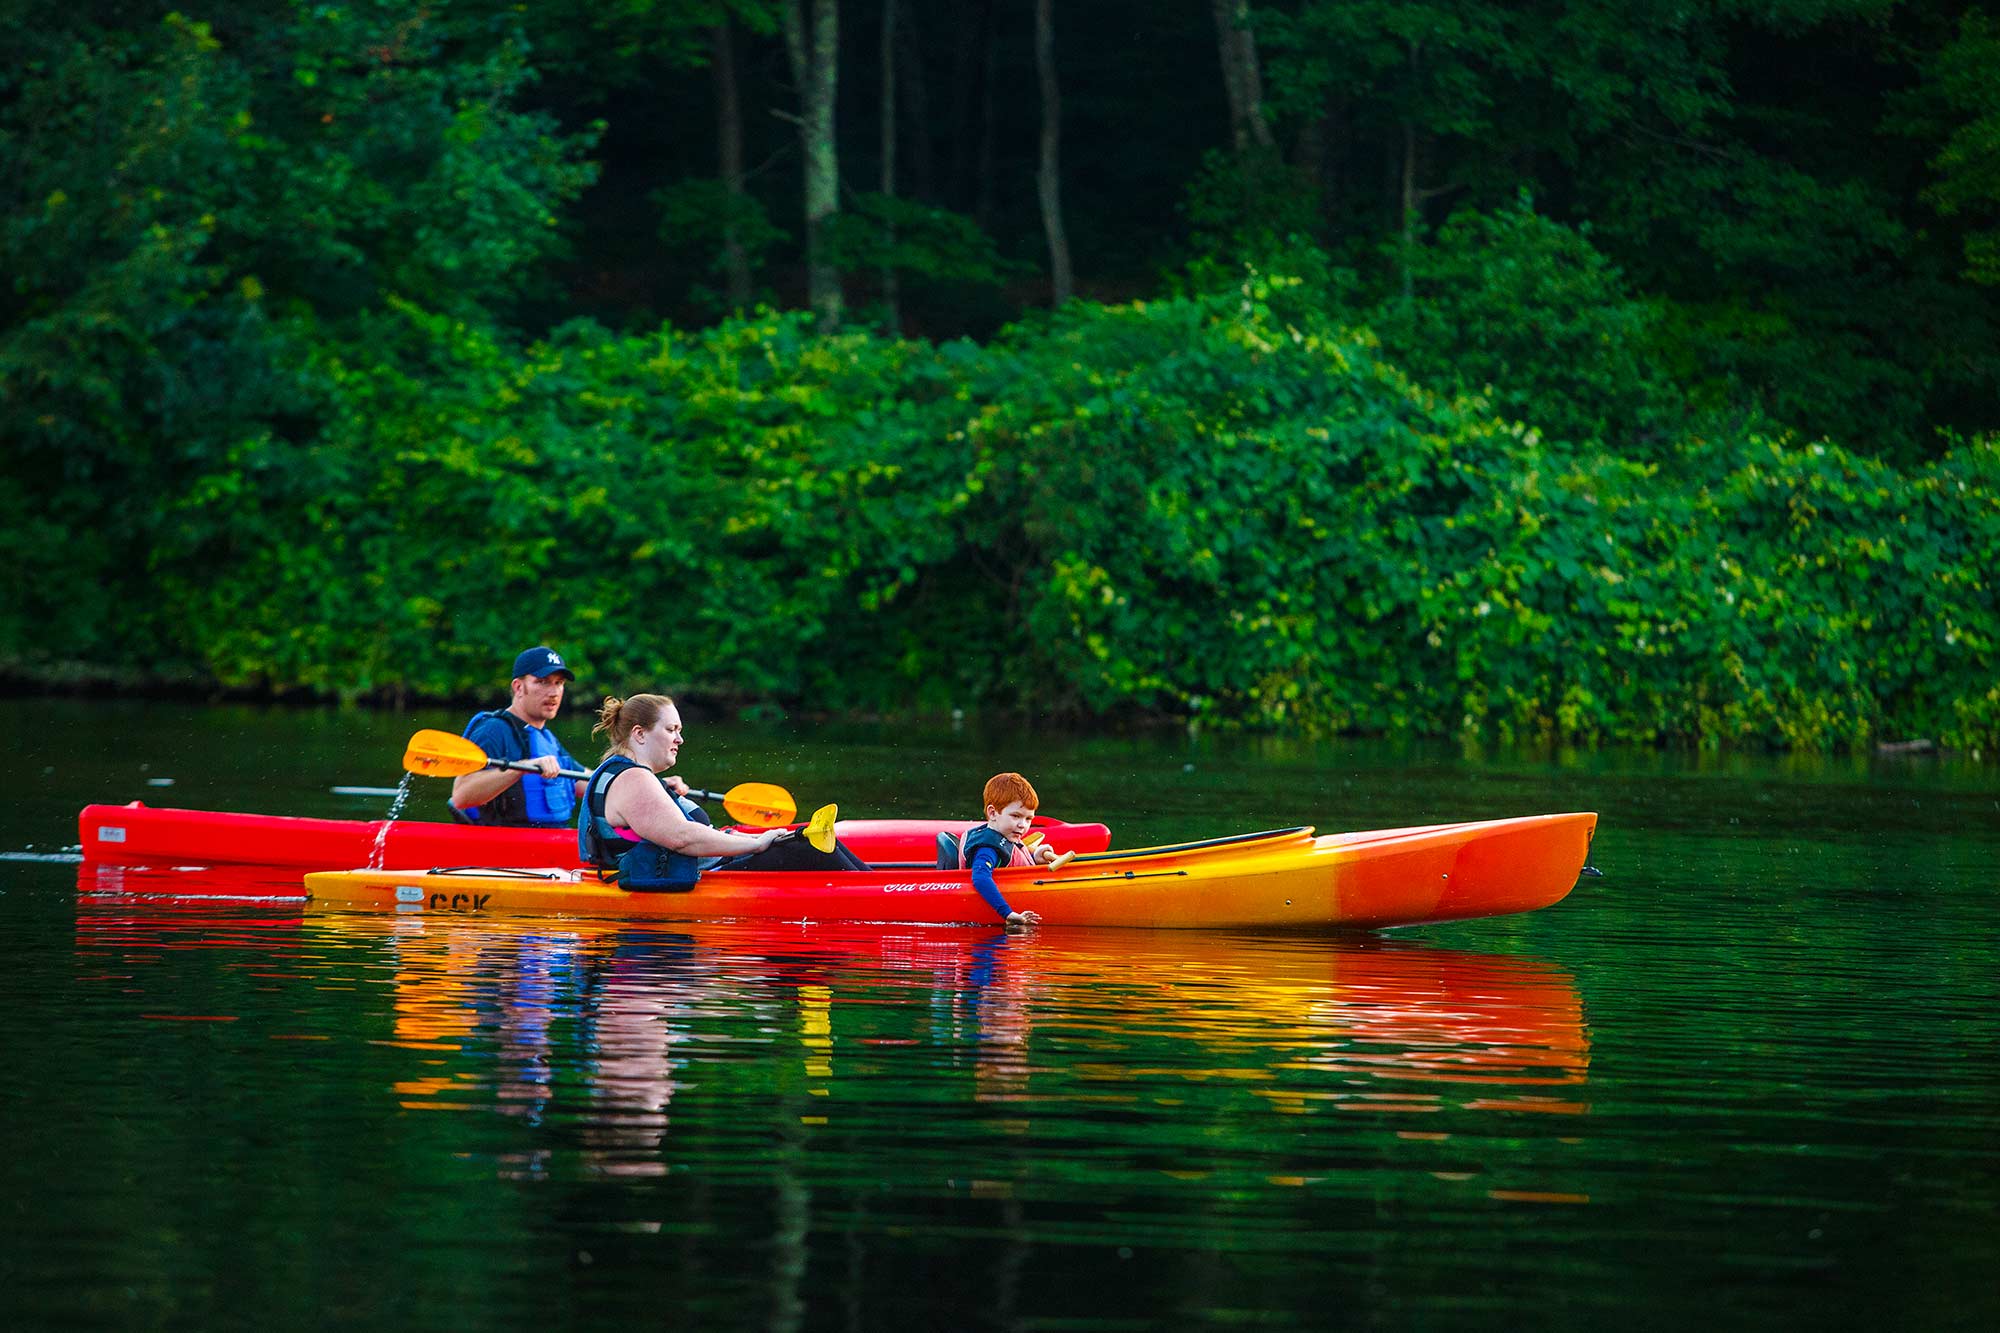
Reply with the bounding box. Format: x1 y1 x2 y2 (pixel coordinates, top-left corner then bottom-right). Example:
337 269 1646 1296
73 866 307 951
66 898 1591 1159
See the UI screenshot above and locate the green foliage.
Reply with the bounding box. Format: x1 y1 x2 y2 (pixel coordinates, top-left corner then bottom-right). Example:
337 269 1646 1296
5 0 1999 757
955 288 1999 750
1364 198 1684 453
522 0 781 81
654 176 788 304
1912 12 2000 285
145 303 983 707
1588 138 1943 453
822 195 1016 290
9 246 1997 751
1178 148 1326 270
0 14 300 662
0 2 596 664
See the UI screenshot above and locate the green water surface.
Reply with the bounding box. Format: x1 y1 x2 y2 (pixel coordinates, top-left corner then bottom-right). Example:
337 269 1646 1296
3 698 1997 1329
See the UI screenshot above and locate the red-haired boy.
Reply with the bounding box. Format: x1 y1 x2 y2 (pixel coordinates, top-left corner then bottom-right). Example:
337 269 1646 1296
960 771 1057 928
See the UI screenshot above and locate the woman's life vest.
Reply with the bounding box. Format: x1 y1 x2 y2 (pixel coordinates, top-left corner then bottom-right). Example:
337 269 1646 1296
578 755 716 891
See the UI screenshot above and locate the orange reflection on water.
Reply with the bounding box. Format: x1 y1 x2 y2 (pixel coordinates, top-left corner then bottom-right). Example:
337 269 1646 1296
1008 930 1590 1119
75 895 1592 1170
378 917 487 1048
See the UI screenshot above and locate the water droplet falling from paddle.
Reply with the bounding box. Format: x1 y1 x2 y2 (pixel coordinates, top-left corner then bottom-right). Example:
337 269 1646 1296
365 773 416 869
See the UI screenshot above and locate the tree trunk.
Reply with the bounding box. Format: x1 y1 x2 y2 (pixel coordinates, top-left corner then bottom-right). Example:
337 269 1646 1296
879 0 900 332
712 20 751 311
783 0 842 325
1034 0 1073 305
1211 0 1272 153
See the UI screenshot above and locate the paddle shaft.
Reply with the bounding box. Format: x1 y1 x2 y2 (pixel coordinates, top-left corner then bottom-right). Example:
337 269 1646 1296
484 757 733 807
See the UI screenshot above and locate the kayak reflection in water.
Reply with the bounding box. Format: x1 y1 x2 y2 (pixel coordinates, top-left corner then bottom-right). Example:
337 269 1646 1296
579 693 867 892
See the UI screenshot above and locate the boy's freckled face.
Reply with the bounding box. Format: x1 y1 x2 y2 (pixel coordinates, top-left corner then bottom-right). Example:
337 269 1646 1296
987 799 1037 840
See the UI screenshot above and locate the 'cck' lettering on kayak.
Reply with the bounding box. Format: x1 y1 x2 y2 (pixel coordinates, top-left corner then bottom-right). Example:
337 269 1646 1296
879 882 961 894
425 892 493 911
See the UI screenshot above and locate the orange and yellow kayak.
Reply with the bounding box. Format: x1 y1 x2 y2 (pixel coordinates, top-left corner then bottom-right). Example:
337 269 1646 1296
301 812 1597 930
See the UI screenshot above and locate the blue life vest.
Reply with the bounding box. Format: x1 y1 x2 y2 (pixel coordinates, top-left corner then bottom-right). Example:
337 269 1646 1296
959 824 1026 869
519 724 577 824
578 755 715 892
457 709 577 828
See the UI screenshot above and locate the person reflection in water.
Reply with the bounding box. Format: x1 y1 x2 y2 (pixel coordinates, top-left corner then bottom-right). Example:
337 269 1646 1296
966 930 1034 1102
579 693 867 891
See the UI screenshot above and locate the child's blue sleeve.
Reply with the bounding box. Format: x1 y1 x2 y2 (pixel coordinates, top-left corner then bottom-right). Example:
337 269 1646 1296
967 845 1014 919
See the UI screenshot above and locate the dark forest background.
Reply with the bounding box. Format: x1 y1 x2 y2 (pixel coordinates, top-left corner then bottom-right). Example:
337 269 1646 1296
3 0 1996 749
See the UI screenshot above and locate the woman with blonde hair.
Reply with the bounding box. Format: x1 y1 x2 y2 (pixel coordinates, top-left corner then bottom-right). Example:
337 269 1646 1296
579 693 864 890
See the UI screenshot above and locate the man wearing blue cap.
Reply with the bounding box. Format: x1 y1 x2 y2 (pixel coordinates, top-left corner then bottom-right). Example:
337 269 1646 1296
448 646 588 827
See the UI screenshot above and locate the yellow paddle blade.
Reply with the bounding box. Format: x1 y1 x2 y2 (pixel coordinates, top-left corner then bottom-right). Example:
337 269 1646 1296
723 782 797 827
802 803 838 854
1024 831 1044 848
403 729 489 778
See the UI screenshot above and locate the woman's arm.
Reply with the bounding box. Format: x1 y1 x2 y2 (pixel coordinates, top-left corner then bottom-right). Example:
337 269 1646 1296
607 767 780 857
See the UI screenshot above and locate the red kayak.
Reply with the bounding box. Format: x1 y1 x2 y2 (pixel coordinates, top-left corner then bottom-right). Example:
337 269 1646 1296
77 802 1112 871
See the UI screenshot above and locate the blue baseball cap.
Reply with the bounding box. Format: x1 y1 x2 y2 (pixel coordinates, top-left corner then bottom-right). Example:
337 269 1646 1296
512 646 574 681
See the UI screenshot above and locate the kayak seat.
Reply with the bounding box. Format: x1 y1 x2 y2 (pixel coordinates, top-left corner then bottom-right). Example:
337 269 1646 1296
935 832 960 869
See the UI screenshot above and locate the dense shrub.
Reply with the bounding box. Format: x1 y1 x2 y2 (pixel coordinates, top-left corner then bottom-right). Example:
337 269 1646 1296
1365 198 1686 455
9 268 1996 752
960 280 1999 749
144 304 984 706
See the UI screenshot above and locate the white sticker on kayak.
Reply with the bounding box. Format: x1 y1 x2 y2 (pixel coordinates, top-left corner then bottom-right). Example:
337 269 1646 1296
98 827 127 843
880 881 959 894
395 885 425 904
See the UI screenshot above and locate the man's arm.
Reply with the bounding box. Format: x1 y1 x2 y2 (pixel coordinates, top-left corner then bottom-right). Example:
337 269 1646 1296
450 766 523 812
449 716 533 812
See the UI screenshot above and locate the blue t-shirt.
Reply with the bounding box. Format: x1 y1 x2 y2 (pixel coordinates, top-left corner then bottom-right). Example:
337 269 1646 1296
463 713 581 826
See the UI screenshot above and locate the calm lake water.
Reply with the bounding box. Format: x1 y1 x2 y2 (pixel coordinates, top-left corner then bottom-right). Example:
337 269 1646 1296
4 697 1998 1329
